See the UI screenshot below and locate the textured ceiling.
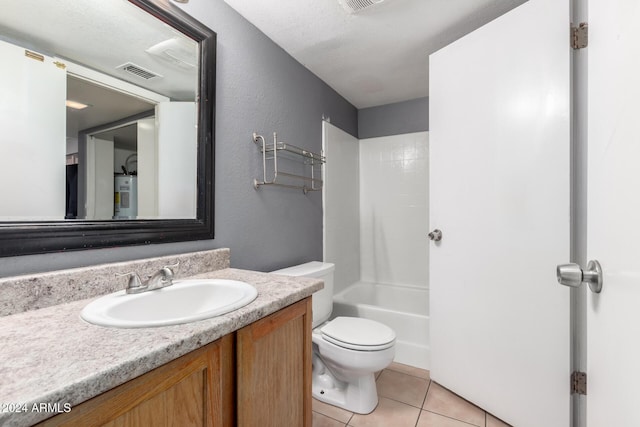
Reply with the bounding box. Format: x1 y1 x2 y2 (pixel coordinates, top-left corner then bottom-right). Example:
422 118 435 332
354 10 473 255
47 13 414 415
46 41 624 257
224 0 527 108
0 0 198 144
66 76 154 141
0 0 198 101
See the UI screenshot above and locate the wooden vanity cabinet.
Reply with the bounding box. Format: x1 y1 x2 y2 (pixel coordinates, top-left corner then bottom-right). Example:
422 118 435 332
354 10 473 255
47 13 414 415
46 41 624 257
236 298 312 427
37 334 235 427
36 298 312 427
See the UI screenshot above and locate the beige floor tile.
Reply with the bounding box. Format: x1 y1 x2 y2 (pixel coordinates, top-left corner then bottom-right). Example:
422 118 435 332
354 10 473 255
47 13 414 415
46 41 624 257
387 361 431 380
313 398 353 424
487 413 512 427
348 396 421 427
418 410 482 427
423 382 485 427
313 411 348 427
376 369 429 407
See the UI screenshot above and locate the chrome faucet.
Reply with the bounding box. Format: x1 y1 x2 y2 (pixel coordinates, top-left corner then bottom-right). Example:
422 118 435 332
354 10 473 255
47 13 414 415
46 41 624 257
117 262 179 294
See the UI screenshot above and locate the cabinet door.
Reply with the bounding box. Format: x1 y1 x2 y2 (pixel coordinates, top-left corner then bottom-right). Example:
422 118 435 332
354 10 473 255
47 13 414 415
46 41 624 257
37 335 234 427
236 298 312 427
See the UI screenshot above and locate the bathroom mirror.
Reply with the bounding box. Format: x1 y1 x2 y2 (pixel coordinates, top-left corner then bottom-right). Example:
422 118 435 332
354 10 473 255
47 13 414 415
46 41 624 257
0 0 215 256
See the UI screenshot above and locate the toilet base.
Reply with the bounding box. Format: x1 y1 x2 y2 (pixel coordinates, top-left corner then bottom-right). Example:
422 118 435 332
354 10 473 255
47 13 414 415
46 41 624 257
312 357 379 414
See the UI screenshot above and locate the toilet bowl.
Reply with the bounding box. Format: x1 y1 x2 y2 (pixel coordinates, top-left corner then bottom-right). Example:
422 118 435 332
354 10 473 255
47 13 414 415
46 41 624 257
272 262 396 414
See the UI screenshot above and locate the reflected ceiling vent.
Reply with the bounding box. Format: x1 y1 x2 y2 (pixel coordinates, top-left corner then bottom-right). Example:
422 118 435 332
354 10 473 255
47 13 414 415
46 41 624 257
116 62 162 80
338 0 385 14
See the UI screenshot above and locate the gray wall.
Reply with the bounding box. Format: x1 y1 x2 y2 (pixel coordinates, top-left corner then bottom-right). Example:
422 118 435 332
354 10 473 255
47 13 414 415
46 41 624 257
0 0 357 278
358 97 429 139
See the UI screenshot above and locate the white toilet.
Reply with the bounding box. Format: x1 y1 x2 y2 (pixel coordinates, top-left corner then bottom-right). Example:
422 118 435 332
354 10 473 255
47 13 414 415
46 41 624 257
272 261 396 414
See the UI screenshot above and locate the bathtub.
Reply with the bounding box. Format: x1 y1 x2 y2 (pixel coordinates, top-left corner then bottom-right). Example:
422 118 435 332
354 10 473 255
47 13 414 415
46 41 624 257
332 281 430 370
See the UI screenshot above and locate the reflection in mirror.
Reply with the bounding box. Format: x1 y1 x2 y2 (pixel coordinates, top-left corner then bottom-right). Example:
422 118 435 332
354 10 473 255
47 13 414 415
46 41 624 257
0 0 215 256
0 0 198 221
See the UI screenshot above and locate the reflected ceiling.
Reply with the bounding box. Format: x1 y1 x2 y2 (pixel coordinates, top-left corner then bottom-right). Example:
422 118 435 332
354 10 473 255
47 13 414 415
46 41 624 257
66 76 154 139
0 0 197 101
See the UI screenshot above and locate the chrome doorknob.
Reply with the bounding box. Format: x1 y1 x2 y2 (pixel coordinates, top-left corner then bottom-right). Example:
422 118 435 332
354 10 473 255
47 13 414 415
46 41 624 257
556 263 583 288
556 260 603 293
428 229 442 242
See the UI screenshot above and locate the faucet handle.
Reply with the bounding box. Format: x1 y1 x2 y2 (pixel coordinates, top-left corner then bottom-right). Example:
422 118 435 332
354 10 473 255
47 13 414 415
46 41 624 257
162 261 180 278
145 262 179 290
164 261 180 270
115 271 143 290
158 267 174 283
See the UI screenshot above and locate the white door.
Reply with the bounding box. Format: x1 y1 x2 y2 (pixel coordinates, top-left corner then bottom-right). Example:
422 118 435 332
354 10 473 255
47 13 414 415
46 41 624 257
586 1 640 424
137 117 158 218
84 137 114 220
429 0 571 425
156 102 197 218
0 39 66 220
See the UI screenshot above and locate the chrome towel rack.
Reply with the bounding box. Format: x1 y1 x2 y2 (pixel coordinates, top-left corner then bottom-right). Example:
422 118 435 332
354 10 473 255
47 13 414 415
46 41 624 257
252 132 325 194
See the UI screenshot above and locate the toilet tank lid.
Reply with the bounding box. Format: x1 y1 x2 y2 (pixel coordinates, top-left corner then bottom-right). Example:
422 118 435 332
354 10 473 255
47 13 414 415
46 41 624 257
271 261 335 278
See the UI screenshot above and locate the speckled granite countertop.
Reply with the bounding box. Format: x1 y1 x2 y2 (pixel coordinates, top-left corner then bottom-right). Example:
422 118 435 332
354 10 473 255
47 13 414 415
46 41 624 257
0 267 322 427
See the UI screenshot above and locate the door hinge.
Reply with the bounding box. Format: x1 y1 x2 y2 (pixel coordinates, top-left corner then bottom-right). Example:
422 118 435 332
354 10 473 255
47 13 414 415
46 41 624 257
571 22 588 49
571 371 587 395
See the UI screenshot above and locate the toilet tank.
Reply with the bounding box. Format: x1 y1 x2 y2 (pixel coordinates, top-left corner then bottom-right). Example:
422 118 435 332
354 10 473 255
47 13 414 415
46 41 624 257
271 261 335 328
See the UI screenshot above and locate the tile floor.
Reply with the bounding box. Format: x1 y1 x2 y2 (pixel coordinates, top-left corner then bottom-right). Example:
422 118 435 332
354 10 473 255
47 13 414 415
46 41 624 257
312 362 512 427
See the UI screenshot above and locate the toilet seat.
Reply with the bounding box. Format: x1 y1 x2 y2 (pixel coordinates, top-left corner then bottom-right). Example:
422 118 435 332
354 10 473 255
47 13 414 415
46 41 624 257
320 317 396 351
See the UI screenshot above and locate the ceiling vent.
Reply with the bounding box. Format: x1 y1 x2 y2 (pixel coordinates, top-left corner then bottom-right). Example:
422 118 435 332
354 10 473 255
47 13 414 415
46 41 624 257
116 62 162 80
146 38 197 70
338 0 385 14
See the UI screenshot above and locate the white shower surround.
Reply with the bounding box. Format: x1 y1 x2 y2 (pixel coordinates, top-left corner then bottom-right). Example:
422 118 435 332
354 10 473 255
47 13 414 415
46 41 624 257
323 122 429 369
359 132 429 287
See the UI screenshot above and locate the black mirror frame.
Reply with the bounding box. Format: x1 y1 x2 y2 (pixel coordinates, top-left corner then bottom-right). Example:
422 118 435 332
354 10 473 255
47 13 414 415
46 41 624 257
0 0 215 257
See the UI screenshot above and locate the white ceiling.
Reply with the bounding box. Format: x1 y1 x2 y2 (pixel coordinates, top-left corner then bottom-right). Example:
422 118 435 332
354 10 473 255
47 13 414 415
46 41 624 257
0 0 198 144
0 0 198 101
67 76 154 140
224 0 527 108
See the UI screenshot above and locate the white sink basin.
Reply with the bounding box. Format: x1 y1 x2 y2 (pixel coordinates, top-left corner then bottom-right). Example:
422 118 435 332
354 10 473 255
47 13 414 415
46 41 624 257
81 279 258 328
